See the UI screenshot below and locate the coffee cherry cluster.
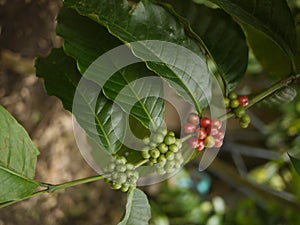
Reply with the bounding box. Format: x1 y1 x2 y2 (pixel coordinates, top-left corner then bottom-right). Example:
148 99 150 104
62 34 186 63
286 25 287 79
184 113 225 151
141 128 184 174
224 92 251 128
104 156 139 192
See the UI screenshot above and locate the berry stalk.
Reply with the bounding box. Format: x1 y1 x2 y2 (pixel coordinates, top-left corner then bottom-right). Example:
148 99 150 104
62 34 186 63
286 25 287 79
219 73 300 121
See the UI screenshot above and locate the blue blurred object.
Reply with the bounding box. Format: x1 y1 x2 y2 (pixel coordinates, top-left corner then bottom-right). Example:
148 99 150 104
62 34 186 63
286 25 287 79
175 169 211 195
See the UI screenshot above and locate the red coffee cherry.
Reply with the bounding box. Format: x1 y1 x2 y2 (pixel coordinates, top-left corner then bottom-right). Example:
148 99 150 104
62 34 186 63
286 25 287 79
188 137 200 148
238 95 249 107
211 119 222 129
208 125 219 136
215 130 225 139
184 123 196 134
200 117 211 128
197 127 207 140
214 138 223 148
196 140 205 151
188 113 200 125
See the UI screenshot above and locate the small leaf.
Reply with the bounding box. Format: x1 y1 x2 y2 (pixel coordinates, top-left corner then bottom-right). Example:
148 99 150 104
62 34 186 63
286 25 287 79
64 0 211 114
36 48 126 154
289 154 300 176
118 188 151 225
162 0 248 91
57 8 165 129
0 106 40 202
209 0 297 67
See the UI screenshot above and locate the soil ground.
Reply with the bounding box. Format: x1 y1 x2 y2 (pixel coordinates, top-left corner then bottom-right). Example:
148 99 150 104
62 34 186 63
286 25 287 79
0 1 126 224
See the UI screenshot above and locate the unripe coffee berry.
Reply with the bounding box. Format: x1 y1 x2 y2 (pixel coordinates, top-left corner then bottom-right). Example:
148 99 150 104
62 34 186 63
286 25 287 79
241 114 251 124
224 98 230 108
239 121 249 128
152 133 164 144
169 144 179 152
204 136 216 148
158 143 169 154
234 106 246 118
150 148 160 158
157 127 168 136
228 91 238 100
164 135 176 145
230 99 240 108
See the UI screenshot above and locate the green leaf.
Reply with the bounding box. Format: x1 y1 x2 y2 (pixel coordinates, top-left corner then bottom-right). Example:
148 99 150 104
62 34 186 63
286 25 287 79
63 0 211 114
57 8 164 129
243 24 292 77
209 0 297 70
118 188 151 225
35 48 126 154
289 154 300 176
162 0 248 91
0 106 39 202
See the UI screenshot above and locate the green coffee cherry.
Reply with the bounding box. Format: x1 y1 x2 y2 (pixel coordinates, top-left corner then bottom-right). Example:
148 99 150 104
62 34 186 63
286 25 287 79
230 99 240 108
240 121 249 128
141 150 150 159
158 143 169 153
224 97 230 108
152 133 164 143
241 114 251 124
228 91 238 100
150 148 160 158
164 135 176 145
104 157 139 192
157 127 168 136
169 144 179 152
234 106 246 118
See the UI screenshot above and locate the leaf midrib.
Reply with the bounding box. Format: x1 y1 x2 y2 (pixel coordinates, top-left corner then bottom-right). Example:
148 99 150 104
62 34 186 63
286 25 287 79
65 74 115 152
69 6 203 114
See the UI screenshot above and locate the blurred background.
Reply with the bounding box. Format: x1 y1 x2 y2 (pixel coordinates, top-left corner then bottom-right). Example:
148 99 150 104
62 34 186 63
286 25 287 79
0 0 300 224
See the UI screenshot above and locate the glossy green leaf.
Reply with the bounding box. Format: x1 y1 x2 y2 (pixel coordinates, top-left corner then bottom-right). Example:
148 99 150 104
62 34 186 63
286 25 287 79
36 48 126 154
289 154 300 176
243 24 292 78
57 8 164 129
209 0 297 69
63 0 211 114
162 0 248 91
118 188 151 225
0 106 39 202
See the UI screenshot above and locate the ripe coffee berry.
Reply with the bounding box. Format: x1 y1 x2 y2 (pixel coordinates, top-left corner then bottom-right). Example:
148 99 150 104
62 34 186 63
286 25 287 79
211 119 222 130
188 137 201 149
214 138 223 148
184 122 196 134
188 113 200 125
197 127 207 140
200 117 211 128
208 125 219 136
238 95 249 107
196 140 205 151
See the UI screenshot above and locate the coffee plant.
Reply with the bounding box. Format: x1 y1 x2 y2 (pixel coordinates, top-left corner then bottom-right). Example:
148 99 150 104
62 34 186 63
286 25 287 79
1 0 300 224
